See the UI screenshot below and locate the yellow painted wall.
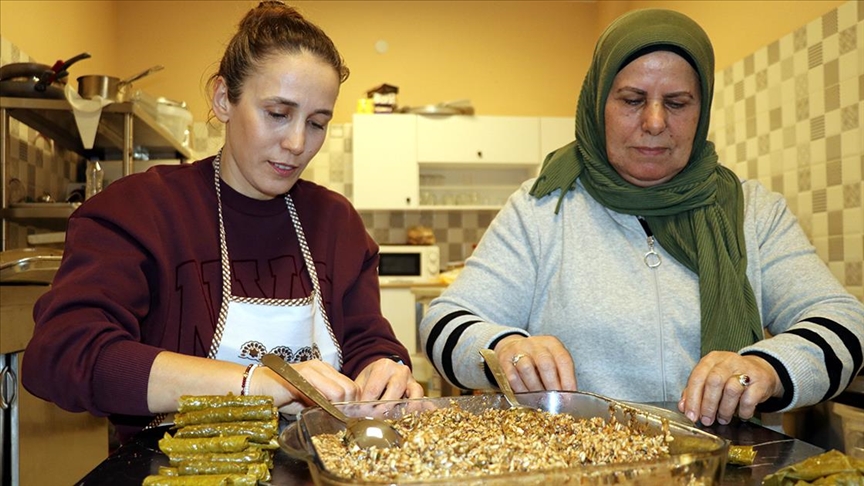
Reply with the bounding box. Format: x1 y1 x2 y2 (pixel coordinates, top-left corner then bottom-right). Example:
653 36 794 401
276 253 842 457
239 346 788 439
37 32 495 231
0 0 847 124
0 0 118 77
109 1 596 124
619 1 848 70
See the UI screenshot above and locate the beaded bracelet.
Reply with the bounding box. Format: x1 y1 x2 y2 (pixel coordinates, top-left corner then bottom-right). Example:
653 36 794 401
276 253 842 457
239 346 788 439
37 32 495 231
240 363 260 396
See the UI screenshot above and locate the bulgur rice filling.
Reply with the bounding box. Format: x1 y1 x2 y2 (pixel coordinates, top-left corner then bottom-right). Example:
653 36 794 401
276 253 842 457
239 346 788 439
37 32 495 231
311 404 673 482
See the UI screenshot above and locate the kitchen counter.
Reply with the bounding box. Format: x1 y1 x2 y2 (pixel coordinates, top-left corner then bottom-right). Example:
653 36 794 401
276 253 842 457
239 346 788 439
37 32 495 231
75 402 824 485
2 249 108 485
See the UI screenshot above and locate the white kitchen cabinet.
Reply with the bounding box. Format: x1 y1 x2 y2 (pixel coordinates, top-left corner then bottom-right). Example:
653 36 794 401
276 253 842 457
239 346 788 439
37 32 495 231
352 114 556 210
418 164 537 208
352 114 418 209
540 116 574 162
416 116 540 164
379 287 419 354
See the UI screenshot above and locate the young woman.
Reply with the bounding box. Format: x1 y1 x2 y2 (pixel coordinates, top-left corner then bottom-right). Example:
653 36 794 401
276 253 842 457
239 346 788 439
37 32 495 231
23 0 422 444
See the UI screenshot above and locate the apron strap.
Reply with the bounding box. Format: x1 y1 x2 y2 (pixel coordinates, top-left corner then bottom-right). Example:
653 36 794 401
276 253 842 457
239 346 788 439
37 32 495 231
208 150 233 359
284 194 343 368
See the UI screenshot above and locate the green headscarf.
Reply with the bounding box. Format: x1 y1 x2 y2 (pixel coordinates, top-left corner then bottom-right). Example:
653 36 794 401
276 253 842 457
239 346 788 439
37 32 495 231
529 9 762 355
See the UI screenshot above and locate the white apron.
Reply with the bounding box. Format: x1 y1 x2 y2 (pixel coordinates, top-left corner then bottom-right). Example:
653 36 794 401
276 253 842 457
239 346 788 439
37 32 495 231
207 151 342 369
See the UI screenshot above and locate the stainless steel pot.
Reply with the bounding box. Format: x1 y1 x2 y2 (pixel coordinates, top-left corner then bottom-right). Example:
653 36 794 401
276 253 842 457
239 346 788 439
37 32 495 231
77 65 163 101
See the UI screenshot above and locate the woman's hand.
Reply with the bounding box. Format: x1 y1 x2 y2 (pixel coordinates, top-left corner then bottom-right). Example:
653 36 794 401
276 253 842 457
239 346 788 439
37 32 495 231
679 351 783 426
355 358 424 401
255 359 360 416
493 335 578 392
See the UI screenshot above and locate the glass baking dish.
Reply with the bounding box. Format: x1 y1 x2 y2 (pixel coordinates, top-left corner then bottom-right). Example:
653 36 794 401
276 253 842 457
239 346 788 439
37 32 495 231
279 391 729 485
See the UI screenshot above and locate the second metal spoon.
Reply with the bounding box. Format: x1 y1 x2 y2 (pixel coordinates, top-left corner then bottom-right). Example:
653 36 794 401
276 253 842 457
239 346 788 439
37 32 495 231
479 349 532 410
261 353 402 449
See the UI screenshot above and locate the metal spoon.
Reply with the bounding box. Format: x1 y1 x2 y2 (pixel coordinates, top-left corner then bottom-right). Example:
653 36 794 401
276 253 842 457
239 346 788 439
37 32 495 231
479 349 533 410
261 353 402 449
618 400 693 425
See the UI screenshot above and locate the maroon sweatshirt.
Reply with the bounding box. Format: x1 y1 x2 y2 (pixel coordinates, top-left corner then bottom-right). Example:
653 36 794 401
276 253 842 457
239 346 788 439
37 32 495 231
22 157 408 438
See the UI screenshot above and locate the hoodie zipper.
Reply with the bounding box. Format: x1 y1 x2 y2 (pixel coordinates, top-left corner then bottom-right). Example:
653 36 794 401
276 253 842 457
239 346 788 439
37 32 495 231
637 217 662 268
638 216 668 399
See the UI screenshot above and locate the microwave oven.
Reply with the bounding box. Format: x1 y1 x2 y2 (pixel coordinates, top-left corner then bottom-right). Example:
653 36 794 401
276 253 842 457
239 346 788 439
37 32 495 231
377 245 440 284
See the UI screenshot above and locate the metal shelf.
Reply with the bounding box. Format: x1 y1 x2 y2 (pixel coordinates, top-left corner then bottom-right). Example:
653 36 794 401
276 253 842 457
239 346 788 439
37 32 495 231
0 203 80 232
0 97 192 160
1 96 194 249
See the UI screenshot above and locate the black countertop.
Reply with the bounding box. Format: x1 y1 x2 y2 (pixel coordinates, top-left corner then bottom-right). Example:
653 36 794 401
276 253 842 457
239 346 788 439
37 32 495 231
74 424 314 485
75 404 824 486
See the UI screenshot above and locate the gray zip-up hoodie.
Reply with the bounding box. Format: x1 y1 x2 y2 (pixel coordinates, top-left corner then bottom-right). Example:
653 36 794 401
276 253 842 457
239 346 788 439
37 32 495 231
420 178 864 412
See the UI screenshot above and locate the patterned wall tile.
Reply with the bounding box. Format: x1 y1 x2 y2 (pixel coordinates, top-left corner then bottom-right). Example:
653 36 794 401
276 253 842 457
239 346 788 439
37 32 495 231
824 9 840 37
846 229 864 260
847 261 862 286
794 27 808 52
826 83 842 111
845 182 862 208
768 41 780 65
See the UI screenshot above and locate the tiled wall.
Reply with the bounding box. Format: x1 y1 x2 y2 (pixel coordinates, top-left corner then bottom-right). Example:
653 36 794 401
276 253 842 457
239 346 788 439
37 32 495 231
3 1 862 302
708 0 863 301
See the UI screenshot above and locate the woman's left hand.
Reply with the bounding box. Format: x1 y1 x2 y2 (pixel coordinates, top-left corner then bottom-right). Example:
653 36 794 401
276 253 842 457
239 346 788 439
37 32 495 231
355 358 425 401
679 351 783 426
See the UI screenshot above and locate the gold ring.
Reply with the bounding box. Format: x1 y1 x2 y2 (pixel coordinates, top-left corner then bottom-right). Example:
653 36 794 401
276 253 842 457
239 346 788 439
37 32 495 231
737 374 751 387
511 354 525 366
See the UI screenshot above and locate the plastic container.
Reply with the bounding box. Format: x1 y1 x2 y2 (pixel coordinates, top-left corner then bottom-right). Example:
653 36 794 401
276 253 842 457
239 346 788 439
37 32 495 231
280 391 729 485
85 159 103 199
834 402 864 459
128 89 158 118
156 103 193 145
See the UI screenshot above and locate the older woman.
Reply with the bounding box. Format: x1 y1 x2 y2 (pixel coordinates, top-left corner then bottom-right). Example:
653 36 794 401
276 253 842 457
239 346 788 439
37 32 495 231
420 9 863 427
